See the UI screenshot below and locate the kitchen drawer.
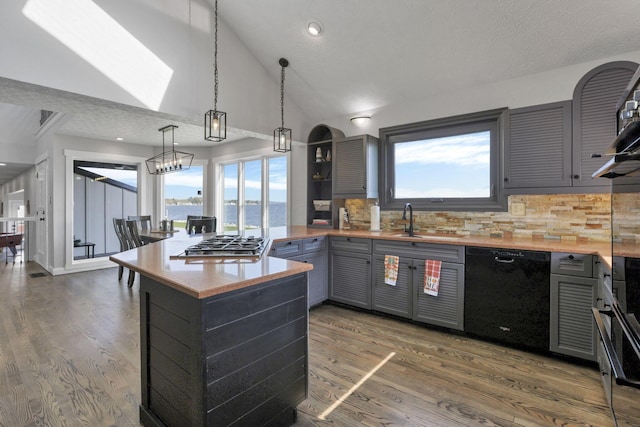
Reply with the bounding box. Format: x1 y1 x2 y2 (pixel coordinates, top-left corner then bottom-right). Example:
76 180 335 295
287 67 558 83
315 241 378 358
270 239 303 258
372 239 464 263
551 252 594 277
330 236 371 253
303 236 327 253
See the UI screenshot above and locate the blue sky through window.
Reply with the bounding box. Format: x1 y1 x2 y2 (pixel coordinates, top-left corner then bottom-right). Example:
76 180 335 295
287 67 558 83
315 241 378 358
164 166 203 199
394 131 490 198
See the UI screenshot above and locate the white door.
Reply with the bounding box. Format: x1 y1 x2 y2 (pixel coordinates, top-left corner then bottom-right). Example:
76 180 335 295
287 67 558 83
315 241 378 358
35 159 48 268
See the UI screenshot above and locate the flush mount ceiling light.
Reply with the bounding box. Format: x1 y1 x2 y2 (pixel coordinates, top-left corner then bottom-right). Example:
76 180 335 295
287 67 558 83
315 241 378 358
115 137 124 141
204 0 227 142
274 58 292 153
146 125 194 175
350 115 371 127
307 21 322 36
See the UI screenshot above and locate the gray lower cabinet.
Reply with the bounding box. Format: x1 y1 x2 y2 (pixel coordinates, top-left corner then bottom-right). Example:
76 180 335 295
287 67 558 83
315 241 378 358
371 240 465 330
412 261 464 330
550 252 598 361
271 237 328 308
372 254 412 318
329 237 372 309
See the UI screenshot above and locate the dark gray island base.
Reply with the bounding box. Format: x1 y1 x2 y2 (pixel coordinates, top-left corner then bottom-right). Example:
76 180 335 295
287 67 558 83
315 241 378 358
138 273 308 427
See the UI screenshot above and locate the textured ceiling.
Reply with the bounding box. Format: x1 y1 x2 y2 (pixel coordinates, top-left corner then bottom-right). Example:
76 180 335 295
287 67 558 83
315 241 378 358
3 0 640 185
218 0 640 120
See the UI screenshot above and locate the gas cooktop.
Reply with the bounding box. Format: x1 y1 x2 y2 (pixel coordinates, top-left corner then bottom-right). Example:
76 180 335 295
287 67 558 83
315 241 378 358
178 235 269 258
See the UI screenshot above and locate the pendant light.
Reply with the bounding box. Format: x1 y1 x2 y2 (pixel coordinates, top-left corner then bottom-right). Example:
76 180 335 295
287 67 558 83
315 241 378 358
274 58 292 152
204 0 226 141
146 125 194 175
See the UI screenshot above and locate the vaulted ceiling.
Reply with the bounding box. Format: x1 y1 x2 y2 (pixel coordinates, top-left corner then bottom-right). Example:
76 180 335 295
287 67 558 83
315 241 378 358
2 0 640 184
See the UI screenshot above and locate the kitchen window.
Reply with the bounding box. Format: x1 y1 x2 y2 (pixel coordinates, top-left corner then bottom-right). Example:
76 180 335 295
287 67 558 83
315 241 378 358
379 108 507 211
221 155 288 232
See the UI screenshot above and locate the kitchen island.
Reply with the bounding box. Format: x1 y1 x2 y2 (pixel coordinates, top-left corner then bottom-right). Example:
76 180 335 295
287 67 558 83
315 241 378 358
110 231 313 427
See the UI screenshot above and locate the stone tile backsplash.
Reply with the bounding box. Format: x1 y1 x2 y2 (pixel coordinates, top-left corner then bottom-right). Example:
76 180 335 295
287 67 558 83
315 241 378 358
343 194 625 242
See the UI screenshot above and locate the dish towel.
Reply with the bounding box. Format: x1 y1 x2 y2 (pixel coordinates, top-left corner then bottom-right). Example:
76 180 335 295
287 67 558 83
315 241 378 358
424 260 442 296
384 255 399 286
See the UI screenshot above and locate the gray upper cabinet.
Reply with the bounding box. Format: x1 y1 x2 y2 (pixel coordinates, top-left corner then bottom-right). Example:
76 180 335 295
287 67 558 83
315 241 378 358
505 61 637 194
505 101 572 190
333 134 379 199
573 61 637 188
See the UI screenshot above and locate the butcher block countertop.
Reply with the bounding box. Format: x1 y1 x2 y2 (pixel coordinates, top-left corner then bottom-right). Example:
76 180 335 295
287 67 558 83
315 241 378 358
110 226 636 299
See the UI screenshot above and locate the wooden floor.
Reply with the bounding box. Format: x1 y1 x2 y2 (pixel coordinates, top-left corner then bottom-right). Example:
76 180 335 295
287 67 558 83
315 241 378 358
0 262 613 426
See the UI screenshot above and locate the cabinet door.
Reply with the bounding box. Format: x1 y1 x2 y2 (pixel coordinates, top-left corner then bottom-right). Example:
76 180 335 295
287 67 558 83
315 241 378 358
333 135 378 198
573 62 636 188
329 250 371 309
305 251 328 308
505 101 572 190
550 273 598 361
372 254 412 318
413 261 464 331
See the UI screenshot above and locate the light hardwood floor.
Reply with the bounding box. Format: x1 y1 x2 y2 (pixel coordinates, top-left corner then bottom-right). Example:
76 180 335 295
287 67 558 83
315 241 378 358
0 262 613 426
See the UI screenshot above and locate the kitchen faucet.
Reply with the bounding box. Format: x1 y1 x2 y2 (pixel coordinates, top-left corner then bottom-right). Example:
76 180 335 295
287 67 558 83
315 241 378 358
402 202 414 237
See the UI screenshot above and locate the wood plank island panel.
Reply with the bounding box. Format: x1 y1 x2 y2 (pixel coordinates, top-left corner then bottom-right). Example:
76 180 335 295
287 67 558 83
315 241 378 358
139 273 308 427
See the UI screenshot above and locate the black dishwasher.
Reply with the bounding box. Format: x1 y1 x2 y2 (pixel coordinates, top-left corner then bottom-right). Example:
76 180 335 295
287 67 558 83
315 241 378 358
464 246 551 352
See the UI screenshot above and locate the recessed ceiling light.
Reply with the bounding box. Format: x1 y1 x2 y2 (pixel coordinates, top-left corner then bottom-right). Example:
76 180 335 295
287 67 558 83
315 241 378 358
307 21 322 36
115 137 124 141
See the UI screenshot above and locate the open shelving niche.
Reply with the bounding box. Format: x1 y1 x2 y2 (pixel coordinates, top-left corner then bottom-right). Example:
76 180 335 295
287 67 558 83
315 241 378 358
307 124 345 228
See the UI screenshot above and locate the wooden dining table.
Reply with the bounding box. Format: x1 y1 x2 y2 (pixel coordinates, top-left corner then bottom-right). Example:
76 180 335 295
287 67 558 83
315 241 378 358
138 229 180 244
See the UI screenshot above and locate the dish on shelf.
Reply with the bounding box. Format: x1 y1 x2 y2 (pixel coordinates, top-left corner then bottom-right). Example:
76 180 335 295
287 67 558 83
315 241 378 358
312 172 324 180
312 219 331 225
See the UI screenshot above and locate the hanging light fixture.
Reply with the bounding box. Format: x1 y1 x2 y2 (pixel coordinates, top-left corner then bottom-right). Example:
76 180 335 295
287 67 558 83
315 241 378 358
274 57 291 152
146 125 194 175
204 0 226 141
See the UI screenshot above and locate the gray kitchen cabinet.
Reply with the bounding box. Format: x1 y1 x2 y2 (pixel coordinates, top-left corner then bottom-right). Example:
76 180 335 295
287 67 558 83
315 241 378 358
550 252 598 361
332 134 378 199
505 101 573 190
372 254 412 318
329 237 372 309
371 240 465 330
505 61 637 194
270 236 328 308
572 61 637 188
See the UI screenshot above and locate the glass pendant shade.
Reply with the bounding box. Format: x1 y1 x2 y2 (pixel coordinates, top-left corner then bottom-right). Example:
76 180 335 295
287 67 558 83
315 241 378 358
205 109 227 141
146 125 194 175
274 127 292 152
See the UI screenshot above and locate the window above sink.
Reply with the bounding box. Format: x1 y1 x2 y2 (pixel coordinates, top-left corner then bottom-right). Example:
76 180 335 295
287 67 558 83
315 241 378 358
379 108 507 212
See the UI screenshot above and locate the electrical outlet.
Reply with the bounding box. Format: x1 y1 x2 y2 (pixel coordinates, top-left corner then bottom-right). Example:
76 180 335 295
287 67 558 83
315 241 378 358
511 202 526 216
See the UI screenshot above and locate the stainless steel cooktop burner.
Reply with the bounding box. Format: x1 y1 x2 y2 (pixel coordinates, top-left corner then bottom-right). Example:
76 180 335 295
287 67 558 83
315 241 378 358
180 235 269 258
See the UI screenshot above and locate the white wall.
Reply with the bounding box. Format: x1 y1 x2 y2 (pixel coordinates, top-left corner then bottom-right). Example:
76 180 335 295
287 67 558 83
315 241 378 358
321 51 640 137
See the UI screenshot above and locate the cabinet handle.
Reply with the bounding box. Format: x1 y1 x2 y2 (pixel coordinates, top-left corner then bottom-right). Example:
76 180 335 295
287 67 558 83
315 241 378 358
287 241 292 245
366 260 370 264
504 177 509 182
572 174 580 179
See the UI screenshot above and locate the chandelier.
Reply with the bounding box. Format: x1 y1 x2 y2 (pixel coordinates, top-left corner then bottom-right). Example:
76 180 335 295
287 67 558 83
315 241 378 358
204 0 226 141
274 57 291 152
146 125 194 175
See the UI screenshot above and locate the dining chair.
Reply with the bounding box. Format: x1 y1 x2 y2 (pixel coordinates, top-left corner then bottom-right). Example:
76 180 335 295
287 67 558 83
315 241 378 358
112 218 129 280
127 215 152 231
124 220 145 287
186 218 216 234
186 216 216 233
